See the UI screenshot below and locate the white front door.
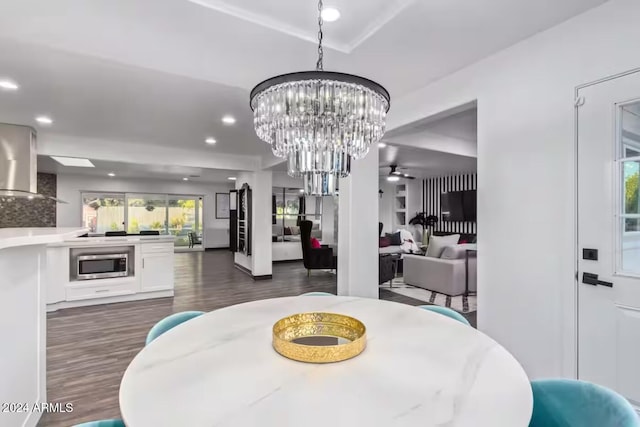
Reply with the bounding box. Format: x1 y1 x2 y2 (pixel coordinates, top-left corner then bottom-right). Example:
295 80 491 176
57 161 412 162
578 70 640 408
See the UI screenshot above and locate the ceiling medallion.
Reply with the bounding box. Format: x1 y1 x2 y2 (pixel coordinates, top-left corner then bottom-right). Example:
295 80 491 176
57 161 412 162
250 0 390 196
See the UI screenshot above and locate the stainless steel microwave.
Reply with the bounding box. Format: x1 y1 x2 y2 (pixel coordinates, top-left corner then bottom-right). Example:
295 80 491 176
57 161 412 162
76 253 128 280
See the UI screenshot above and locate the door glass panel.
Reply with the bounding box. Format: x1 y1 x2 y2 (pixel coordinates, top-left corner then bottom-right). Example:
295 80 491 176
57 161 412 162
623 160 640 214
619 101 640 273
168 196 202 247
82 193 125 233
127 194 168 235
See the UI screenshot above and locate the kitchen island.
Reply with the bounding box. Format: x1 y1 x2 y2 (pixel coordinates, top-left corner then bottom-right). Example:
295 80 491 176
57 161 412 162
0 227 87 427
47 234 176 311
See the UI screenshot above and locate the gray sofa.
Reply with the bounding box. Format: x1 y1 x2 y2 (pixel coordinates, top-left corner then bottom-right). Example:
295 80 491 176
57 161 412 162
403 245 477 296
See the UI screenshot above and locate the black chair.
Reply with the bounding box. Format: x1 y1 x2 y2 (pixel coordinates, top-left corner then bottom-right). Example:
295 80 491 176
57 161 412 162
300 220 336 276
188 231 202 248
105 231 127 237
140 230 160 236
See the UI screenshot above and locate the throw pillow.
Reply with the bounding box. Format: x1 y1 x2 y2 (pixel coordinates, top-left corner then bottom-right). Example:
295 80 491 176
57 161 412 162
385 232 402 246
290 225 300 235
284 227 292 235
441 243 477 259
441 245 464 260
425 234 460 258
379 236 391 248
397 229 415 244
310 237 321 249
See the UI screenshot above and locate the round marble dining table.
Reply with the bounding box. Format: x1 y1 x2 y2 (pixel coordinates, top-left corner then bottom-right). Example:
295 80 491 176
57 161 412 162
119 296 533 427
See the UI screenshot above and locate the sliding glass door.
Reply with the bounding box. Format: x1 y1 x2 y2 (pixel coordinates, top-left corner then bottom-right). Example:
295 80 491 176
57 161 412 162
127 194 169 234
81 191 204 249
82 193 126 233
168 196 203 247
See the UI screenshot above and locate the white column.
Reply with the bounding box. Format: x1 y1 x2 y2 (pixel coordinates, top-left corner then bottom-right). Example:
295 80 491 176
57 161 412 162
251 170 272 277
321 196 335 245
338 147 379 298
234 171 272 277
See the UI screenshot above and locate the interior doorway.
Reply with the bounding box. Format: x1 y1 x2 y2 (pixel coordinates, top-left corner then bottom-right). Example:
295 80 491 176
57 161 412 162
377 102 478 326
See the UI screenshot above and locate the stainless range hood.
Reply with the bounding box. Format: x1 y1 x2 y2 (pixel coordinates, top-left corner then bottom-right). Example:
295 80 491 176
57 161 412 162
0 123 65 202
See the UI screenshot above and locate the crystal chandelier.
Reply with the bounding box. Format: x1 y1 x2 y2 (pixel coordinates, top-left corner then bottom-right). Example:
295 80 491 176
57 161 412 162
250 0 390 196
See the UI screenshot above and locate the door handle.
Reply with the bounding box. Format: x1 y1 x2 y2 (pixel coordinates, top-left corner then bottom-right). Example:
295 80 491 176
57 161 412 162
582 272 613 288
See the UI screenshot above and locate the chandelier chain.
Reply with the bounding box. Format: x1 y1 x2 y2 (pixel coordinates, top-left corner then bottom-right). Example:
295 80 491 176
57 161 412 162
316 0 324 71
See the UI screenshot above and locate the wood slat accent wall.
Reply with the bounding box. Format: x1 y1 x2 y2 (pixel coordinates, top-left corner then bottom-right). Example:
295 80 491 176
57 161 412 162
422 173 477 234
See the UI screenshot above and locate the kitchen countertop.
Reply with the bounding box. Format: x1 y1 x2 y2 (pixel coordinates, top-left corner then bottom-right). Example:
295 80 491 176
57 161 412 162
48 234 176 247
0 227 89 250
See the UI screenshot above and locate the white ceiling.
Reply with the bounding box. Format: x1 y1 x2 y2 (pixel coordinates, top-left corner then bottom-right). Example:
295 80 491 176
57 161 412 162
0 39 271 157
186 0 416 53
379 145 476 179
379 108 477 178
402 109 477 143
37 155 237 184
0 0 606 172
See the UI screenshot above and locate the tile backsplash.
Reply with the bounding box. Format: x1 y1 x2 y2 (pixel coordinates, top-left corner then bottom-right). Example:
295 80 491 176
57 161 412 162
0 173 57 228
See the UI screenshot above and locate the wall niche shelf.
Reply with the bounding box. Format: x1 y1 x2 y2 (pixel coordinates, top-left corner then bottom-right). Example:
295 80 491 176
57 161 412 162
394 184 407 228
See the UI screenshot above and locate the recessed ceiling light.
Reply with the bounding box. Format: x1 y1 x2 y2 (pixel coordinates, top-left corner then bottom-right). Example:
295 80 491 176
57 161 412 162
36 116 53 125
386 176 400 182
108 172 115 177
227 177 237 181
404 174 409 177
222 115 236 125
0 80 19 90
183 177 189 181
205 137 217 145
299 189 305 193
321 7 341 22
50 156 95 168
378 142 387 148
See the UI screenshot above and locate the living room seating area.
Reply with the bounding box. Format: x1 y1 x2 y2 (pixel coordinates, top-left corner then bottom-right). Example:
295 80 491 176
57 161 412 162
402 233 477 296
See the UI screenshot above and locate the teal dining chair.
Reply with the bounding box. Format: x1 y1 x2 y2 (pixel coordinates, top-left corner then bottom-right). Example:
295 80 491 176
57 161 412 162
417 305 470 326
145 311 205 345
73 420 125 427
529 379 640 427
300 291 334 296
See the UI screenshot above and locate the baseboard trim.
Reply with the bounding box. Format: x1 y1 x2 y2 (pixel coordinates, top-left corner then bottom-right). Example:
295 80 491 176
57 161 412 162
233 263 273 281
46 290 174 312
205 247 230 251
234 262 252 276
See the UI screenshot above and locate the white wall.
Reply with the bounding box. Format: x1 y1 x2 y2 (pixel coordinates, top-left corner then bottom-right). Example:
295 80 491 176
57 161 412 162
378 179 394 235
272 171 302 188
56 174 233 248
388 0 640 378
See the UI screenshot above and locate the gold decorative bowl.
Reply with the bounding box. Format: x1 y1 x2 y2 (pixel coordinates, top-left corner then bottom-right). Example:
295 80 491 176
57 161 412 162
272 312 367 363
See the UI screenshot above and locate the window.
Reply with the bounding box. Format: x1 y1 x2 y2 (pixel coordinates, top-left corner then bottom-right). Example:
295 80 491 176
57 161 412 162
619 101 640 273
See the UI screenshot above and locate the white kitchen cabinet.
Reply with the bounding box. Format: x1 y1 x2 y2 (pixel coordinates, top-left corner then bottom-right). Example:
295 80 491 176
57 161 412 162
141 244 174 292
46 236 175 311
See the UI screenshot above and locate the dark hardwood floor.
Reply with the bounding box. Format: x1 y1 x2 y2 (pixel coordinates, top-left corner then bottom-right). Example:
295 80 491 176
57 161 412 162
39 250 475 426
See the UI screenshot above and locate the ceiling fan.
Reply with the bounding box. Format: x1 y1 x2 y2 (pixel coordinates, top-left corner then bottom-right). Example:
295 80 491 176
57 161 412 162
386 165 415 181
